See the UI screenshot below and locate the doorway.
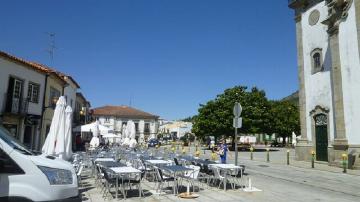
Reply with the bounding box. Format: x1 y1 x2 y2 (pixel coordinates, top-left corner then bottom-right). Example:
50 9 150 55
314 114 328 161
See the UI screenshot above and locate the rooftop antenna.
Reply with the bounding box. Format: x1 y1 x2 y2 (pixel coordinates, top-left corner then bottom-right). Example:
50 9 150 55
45 32 57 63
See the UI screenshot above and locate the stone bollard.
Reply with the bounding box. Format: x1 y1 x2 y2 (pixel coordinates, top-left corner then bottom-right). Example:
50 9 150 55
287 150 290 165
250 147 254 160
311 151 315 168
266 148 270 162
342 153 347 173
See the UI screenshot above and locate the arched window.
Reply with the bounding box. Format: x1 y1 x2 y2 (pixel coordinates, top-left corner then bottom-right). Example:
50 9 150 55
311 48 323 74
313 53 321 69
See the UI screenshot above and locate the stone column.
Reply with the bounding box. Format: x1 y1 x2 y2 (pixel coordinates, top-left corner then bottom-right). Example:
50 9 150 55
328 31 348 146
328 29 349 165
355 0 360 57
321 0 353 165
294 14 313 161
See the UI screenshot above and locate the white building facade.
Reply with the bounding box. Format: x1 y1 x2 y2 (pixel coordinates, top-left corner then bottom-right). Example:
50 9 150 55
0 52 46 150
289 0 360 168
159 121 193 139
92 105 159 141
62 75 80 111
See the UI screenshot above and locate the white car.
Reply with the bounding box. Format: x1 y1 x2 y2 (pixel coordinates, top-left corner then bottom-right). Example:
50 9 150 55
0 126 80 202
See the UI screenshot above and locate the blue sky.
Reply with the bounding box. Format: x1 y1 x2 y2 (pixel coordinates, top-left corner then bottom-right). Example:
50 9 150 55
0 0 298 120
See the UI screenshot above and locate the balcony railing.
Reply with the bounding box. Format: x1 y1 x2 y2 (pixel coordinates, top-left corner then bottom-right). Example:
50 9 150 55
288 0 308 9
3 94 29 116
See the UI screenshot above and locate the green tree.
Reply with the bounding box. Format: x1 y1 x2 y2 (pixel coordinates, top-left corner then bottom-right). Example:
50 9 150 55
181 116 196 123
268 100 300 145
192 86 271 147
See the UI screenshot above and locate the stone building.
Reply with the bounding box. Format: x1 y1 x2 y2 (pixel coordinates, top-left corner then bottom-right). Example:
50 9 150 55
289 0 360 168
92 105 159 141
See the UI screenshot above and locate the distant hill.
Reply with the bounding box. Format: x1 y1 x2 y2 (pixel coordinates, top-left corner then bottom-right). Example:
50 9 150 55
281 91 299 106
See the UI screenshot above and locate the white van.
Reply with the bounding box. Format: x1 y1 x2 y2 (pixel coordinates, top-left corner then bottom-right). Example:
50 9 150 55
0 126 80 202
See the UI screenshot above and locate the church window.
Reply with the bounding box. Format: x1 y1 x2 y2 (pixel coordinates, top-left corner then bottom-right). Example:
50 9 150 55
311 48 323 74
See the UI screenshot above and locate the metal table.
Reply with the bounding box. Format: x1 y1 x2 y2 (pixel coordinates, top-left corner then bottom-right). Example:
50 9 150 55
98 161 126 168
110 166 142 200
146 159 172 166
161 165 193 195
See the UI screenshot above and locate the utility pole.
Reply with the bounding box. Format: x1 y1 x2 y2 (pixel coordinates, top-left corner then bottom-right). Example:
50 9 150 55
46 32 57 63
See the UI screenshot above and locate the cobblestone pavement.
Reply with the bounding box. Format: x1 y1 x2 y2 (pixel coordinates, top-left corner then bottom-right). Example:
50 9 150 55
80 146 360 201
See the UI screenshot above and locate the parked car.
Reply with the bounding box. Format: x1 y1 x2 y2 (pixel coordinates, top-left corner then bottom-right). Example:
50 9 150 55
148 139 161 147
270 141 284 147
238 143 252 151
0 126 80 202
229 143 251 151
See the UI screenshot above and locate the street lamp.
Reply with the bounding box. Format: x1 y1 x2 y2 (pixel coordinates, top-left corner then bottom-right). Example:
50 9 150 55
80 107 87 124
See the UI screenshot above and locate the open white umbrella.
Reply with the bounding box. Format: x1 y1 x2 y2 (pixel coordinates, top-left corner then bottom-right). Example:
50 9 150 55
63 106 73 160
73 122 111 135
42 96 66 157
103 133 120 138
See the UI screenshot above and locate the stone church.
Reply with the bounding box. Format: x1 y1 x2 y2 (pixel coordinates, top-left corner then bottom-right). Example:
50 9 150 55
289 0 360 168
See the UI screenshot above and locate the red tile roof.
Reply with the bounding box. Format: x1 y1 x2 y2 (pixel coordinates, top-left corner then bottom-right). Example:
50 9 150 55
0 51 80 88
92 105 159 119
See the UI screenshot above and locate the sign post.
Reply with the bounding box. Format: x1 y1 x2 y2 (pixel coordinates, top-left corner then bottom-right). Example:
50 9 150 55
233 102 242 166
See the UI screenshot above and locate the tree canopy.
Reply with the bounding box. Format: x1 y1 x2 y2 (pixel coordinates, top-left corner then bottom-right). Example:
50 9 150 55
192 85 299 144
268 100 300 143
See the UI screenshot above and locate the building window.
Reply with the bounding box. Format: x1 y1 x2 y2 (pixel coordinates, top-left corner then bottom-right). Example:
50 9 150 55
49 87 61 107
27 82 40 103
144 123 150 133
135 123 139 133
104 117 110 123
311 48 323 74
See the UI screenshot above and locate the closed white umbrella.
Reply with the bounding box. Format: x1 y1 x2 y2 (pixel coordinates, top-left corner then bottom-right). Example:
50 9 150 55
63 106 73 160
90 120 100 148
42 96 66 157
122 121 133 146
121 124 126 142
128 120 137 148
139 120 145 144
122 122 130 146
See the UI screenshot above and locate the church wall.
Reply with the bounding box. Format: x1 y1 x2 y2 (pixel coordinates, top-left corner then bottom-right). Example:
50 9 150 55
301 1 335 142
339 1 360 144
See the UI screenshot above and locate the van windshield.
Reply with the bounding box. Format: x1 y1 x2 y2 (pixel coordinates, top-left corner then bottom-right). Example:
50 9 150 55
0 126 34 155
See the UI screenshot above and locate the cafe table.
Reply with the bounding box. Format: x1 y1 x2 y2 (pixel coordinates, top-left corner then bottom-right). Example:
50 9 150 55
94 158 115 162
145 159 172 166
97 161 126 168
208 164 241 191
110 166 142 200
